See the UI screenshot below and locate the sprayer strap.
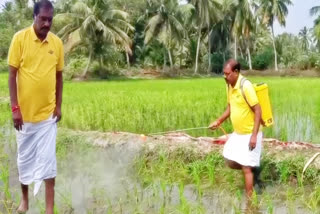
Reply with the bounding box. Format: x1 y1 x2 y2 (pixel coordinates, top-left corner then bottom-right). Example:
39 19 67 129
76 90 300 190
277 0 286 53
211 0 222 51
240 77 252 109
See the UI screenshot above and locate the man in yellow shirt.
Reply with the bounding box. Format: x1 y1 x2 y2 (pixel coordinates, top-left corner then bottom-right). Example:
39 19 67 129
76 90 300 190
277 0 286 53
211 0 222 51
8 1 63 213
209 59 262 199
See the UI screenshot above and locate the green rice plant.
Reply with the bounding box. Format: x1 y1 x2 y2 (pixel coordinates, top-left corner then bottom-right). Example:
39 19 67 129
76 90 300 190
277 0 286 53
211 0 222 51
263 193 274 214
303 185 320 212
118 197 123 214
0 154 11 202
177 182 191 213
56 190 73 212
204 153 224 186
106 198 113 214
160 180 167 201
251 191 259 208
54 205 59 214
1 74 320 141
188 161 203 197
286 187 297 214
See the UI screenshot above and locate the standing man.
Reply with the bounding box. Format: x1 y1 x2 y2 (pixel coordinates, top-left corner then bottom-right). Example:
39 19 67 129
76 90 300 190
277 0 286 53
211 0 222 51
8 0 63 213
209 59 262 199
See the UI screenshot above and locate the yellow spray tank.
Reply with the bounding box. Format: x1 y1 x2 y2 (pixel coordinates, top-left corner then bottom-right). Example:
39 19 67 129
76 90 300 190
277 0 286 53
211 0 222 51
253 83 273 127
240 78 273 127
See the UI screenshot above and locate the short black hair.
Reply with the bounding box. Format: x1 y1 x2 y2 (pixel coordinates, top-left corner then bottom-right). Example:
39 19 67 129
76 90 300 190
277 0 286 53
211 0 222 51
33 0 54 17
231 62 241 72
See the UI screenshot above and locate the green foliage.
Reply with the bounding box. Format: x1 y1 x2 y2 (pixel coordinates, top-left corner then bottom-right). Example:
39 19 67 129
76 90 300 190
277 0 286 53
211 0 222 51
252 46 274 70
295 52 320 70
1 0 320 73
0 59 7 72
237 57 249 70
276 33 301 67
0 23 14 59
64 55 88 80
136 41 166 67
210 53 224 74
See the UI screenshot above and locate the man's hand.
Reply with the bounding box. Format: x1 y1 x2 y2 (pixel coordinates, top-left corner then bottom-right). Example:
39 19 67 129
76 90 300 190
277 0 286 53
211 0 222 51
53 107 62 122
12 109 23 131
209 120 221 130
249 134 257 151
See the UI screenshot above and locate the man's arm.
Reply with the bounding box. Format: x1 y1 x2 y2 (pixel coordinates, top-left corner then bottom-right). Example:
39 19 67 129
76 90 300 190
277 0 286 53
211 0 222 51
209 104 230 129
8 66 23 130
249 104 262 150
53 71 63 122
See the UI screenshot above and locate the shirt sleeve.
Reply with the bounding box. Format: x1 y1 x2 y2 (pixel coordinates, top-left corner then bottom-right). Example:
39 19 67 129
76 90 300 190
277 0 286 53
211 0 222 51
56 39 64 71
7 34 21 69
243 80 259 107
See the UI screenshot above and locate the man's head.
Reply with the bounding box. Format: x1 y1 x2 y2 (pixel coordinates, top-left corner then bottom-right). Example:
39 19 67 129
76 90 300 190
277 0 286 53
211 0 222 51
33 0 54 40
223 59 241 86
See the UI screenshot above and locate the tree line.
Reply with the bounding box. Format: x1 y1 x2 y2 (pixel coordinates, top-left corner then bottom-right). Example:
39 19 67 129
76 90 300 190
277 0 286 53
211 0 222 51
1 0 320 78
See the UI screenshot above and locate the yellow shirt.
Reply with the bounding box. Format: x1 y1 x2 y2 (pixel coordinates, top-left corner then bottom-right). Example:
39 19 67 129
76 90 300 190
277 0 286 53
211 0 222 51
8 26 64 122
227 74 259 134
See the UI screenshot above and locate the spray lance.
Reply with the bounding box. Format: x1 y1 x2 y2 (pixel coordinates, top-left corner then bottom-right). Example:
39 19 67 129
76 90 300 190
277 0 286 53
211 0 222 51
140 126 227 141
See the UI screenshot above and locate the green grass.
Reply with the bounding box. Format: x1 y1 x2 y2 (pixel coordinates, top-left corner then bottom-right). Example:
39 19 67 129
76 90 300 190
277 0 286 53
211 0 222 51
63 76 320 142
1 73 320 142
135 145 320 213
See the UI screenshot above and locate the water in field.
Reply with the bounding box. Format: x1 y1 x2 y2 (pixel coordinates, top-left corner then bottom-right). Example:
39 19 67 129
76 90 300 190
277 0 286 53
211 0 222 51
0 125 315 214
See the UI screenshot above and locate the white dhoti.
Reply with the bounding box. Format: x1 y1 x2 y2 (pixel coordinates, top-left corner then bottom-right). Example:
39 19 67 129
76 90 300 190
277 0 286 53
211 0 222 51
223 132 263 167
16 116 57 196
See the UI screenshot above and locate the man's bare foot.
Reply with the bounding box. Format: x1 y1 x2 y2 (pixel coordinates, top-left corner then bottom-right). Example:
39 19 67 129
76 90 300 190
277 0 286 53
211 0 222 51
17 199 28 213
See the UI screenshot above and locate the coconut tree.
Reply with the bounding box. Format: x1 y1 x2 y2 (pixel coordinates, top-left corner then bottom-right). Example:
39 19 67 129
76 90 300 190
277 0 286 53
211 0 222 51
144 0 185 68
188 0 222 74
257 0 292 71
231 0 256 70
55 0 133 77
310 5 320 52
299 26 311 52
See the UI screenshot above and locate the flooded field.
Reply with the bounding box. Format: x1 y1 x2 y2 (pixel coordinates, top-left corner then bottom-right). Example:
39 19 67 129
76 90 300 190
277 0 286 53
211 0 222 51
1 125 319 213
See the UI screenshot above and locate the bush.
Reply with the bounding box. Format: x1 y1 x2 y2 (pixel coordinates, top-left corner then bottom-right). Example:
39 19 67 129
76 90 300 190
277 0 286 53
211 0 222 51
209 52 232 74
252 47 274 70
237 57 249 70
64 56 88 80
0 59 7 72
295 52 320 70
92 62 111 79
210 53 224 74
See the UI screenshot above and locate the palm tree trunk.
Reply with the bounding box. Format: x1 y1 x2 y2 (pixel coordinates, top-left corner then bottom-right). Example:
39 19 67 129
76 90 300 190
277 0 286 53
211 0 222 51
82 50 92 77
223 52 226 64
208 29 212 74
168 49 173 68
247 47 252 70
240 48 244 59
99 56 103 69
271 24 278 71
99 55 104 77
194 29 201 74
163 48 166 72
126 52 130 68
234 36 237 60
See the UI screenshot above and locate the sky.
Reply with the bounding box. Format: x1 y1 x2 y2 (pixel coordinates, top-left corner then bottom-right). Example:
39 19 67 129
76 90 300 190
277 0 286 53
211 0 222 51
0 0 318 36
273 0 318 35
